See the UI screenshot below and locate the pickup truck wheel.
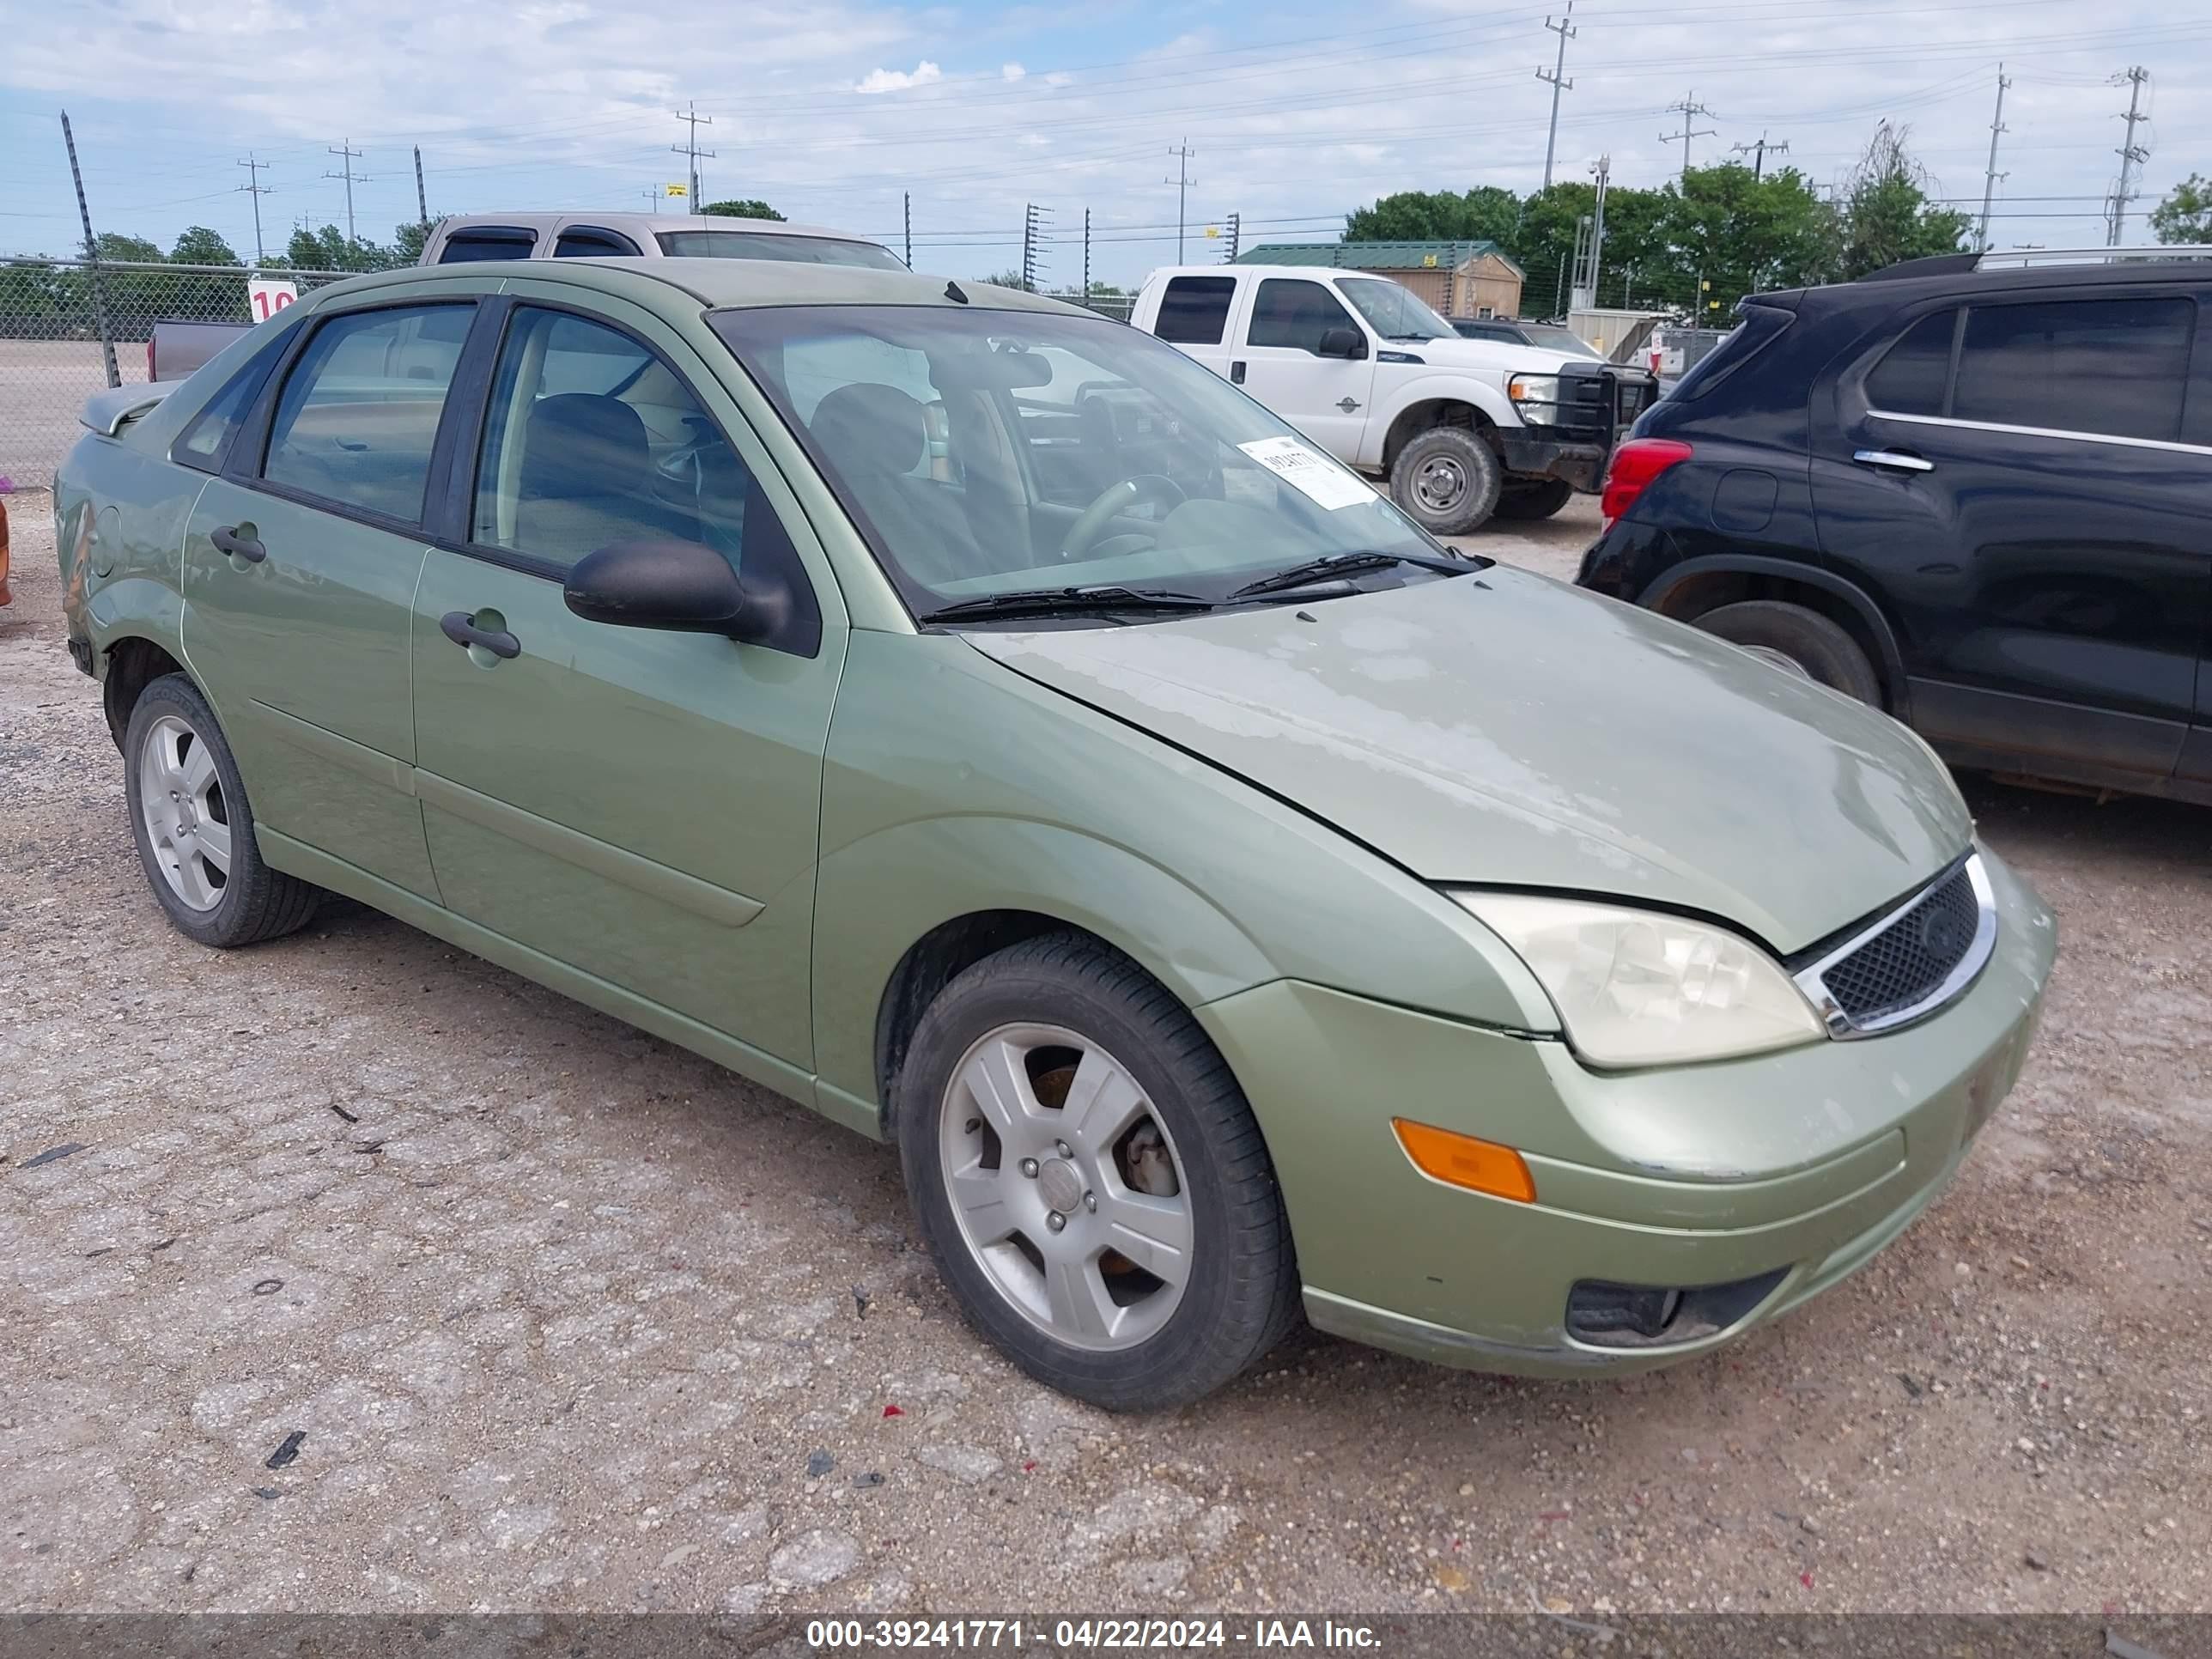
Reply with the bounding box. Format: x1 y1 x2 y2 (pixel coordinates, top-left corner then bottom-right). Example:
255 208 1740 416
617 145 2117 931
1491 477 1576 521
1389 427 1501 537
897 933 1300 1411
1695 601 1884 706
124 673 321 948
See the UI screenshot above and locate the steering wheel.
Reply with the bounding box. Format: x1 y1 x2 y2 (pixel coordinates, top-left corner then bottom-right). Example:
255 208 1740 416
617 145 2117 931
1060 474 1188 561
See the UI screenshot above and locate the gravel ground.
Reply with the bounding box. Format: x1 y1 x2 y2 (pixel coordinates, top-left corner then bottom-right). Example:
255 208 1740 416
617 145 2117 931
3 494 2208 1617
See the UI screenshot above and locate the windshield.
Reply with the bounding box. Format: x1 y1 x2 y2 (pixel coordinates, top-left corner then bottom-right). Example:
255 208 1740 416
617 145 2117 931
1339 277 1455 342
712 304 1448 621
656 231 906 270
1521 325 1601 358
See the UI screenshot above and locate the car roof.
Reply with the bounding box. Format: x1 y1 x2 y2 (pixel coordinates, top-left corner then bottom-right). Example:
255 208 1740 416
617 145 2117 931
301 258 1094 316
437 211 881 244
1771 246 2212 314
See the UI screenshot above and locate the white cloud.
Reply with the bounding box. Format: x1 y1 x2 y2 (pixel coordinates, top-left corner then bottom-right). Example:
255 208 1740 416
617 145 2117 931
1042 70 1072 88
856 58 942 94
1001 62 1026 82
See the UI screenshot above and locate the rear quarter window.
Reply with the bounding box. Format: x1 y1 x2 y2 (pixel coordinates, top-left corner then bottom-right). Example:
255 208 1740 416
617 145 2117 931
1670 304 1794 402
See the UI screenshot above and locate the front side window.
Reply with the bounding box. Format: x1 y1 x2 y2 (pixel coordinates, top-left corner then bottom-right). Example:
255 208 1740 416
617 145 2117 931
260 304 471 522
1339 276 1453 343
1246 279 1359 353
471 308 751 573
714 304 1446 622
1866 308 1957 416
1154 276 1236 345
653 231 906 270
1953 296 2193 443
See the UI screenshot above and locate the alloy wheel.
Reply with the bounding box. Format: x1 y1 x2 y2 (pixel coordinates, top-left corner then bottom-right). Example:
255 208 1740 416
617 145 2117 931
936 1023 1194 1352
137 713 232 911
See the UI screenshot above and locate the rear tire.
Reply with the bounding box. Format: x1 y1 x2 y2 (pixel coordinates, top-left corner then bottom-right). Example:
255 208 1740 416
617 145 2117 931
896 932 1300 1411
124 673 321 949
1491 477 1576 521
1695 600 1883 706
1389 426 1502 537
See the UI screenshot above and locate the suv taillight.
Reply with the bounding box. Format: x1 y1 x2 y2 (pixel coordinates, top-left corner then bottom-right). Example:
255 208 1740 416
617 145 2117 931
1600 438 1693 528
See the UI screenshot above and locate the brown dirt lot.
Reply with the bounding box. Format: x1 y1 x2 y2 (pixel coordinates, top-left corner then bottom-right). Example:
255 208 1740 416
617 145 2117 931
3 497 2207 1616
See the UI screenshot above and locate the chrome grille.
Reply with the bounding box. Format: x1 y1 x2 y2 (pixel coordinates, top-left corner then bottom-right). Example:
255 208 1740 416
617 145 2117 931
1794 854 1996 1038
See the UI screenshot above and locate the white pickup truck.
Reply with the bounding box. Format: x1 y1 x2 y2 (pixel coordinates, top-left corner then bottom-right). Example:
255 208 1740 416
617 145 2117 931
1130 265 1654 535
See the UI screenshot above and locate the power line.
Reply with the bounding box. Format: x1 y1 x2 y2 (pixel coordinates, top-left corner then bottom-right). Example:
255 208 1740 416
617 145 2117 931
324 139 368 242
235 152 273 266
1536 2 1576 191
672 101 715 204
2106 65 2149 246
1165 139 1195 263
1978 64 2011 251
1661 93 1717 181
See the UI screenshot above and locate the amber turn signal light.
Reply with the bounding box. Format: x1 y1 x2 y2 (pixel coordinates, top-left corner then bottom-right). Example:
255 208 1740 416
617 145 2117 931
1391 1119 1537 1203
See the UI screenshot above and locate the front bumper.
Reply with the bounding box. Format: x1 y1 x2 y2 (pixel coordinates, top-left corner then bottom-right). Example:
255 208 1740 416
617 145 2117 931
1499 433 1608 492
1194 843 2056 1377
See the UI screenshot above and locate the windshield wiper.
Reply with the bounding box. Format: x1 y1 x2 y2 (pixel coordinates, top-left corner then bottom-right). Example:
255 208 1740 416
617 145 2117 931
1228 550 1484 600
918 584 1216 625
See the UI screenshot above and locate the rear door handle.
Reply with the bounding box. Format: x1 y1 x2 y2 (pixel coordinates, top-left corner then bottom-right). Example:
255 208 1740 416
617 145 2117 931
1853 448 1934 474
1230 360 1247 385
210 525 265 562
439 610 521 660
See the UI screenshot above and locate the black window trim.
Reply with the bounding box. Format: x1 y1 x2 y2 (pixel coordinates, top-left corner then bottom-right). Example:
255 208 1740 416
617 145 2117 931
222 293 485 543
431 294 826 655
553 224 646 258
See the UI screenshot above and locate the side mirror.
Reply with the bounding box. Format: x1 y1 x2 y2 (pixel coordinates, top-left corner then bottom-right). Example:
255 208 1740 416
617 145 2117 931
1316 327 1367 361
564 538 786 642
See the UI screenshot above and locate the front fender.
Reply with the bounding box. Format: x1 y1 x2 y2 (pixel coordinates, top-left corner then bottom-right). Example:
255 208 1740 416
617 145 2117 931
1362 374 1517 469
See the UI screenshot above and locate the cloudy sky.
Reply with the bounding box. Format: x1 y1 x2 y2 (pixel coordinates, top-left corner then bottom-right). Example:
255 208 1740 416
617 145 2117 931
3 0 2206 286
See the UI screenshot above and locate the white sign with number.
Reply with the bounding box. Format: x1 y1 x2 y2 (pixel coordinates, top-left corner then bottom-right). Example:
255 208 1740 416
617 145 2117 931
248 276 297 322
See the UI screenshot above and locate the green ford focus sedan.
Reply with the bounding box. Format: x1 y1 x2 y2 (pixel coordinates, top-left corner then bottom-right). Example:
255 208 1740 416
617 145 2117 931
56 259 2055 1410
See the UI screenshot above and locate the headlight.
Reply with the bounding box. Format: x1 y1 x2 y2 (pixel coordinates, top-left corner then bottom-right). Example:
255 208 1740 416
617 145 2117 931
1507 374 1565 423
1450 892 1824 1066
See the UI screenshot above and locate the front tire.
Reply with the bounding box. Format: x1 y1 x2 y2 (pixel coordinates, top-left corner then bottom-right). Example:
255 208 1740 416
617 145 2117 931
1695 600 1883 706
1491 477 1576 521
896 933 1300 1411
124 673 320 948
1389 426 1503 537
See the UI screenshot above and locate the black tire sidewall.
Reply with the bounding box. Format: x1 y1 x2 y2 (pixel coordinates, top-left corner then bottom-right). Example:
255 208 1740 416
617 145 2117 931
1390 427 1503 536
122 676 271 947
1698 601 1884 706
896 945 1286 1409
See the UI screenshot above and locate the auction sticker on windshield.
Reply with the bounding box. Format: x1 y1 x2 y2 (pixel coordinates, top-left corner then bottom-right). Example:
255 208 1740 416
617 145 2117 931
1237 436 1375 511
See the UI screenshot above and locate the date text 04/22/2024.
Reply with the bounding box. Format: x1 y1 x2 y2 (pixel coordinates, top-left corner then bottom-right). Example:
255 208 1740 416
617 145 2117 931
804 1619 1382 1650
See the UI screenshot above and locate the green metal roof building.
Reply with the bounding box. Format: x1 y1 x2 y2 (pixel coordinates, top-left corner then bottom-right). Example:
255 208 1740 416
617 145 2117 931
1234 240 1528 318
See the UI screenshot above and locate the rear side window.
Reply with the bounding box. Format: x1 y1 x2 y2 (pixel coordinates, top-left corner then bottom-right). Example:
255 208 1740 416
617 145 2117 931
260 305 472 524
1953 296 2194 443
653 231 906 269
438 228 536 263
1866 309 1957 415
1670 303 1794 402
1154 276 1236 345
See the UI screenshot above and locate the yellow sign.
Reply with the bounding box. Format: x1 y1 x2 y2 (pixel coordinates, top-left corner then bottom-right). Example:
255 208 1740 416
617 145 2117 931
1422 253 1439 267
665 182 689 198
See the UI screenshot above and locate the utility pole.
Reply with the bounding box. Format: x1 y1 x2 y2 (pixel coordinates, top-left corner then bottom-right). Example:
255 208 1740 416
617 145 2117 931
1572 155 1610 310
1977 64 2010 252
1083 209 1091 299
1535 2 1576 192
61 112 119 390
1166 140 1195 262
1224 211 1240 264
413 145 429 236
2106 66 2150 246
236 152 274 267
1022 203 1049 292
325 139 367 242
672 101 715 204
1729 133 1788 179
903 191 912 268
1661 94 1717 183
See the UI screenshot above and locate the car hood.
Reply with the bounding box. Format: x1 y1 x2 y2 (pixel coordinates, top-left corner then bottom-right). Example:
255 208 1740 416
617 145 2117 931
1406 337 1592 375
966 569 1972 954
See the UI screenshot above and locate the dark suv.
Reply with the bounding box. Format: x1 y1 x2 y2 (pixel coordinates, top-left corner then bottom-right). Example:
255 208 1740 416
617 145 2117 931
1578 248 2212 805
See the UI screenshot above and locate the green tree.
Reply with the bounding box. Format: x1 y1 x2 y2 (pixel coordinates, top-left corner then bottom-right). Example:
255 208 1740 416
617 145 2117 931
702 199 784 221
284 223 398 273
977 267 1028 289
170 227 240 266
1834 123 1969 280
392 218 442 264
1346 186 1520 246
2149 173 2212 244
93 232 166 264
1661 164 1837 317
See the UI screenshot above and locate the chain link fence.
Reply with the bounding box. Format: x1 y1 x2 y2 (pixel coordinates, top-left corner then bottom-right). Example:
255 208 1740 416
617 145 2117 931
2 258 355 491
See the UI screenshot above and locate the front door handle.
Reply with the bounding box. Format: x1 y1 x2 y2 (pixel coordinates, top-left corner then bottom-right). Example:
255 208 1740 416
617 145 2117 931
439 610 521 660
210 525 265 562
1337 396 1362 413
1853 448 1934 474
1230 360 1247 385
